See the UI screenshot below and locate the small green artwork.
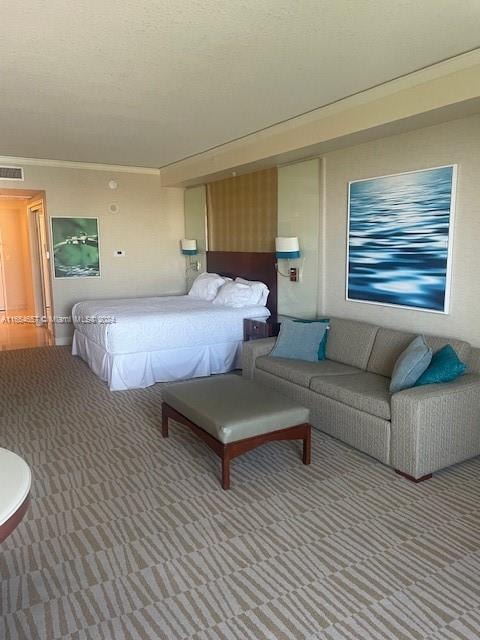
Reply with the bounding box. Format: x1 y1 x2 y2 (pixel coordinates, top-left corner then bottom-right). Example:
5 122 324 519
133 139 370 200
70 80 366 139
51 217 100 278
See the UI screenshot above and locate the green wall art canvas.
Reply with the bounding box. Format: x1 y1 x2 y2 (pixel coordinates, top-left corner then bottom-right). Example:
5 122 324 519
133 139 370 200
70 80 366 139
51 217 100 278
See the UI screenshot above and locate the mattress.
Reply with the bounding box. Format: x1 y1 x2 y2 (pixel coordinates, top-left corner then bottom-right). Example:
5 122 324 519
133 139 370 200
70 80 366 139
72 295 270 354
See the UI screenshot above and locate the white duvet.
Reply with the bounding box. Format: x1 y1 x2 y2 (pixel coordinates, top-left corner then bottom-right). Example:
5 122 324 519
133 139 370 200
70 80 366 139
72 295 270 354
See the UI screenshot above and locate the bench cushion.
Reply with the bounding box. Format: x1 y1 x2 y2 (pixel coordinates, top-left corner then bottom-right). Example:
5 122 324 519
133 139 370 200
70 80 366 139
256 356 360 388
310 372 391 420
163 374 309 444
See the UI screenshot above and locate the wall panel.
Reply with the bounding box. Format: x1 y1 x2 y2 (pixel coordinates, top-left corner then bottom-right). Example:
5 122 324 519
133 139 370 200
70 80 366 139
323 114 480 346
207 168 277 252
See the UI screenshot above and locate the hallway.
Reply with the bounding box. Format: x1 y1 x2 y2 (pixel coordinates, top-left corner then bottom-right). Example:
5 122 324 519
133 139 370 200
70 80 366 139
0 189 54 351
0 319 53 351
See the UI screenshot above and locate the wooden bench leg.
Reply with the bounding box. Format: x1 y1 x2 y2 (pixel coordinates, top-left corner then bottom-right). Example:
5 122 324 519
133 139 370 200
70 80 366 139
161 403 169 438
222 447 231 490
303 425 311 465
161 404 312 490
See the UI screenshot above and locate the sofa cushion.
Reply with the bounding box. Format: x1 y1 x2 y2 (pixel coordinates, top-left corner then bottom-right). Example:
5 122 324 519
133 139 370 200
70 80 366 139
293 318 330 359
325 318 379 370
467 347 480 374
310 372 391 420
425 336 470 364
415 344 466 386
367 327 471 378
256 356 360 388
389 335 432 393
270 319 328 362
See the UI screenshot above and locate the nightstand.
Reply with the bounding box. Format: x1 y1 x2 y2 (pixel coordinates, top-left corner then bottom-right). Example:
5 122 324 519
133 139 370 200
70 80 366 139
243 317 280 341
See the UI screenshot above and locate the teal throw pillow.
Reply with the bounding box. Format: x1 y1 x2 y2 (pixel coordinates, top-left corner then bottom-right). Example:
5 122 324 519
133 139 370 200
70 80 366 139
415 344 466 386
389 335 432 393
270 319 329 362
293 318 330 360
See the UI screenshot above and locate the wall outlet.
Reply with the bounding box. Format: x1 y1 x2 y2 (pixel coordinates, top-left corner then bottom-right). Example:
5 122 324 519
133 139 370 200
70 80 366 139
114 249 126 257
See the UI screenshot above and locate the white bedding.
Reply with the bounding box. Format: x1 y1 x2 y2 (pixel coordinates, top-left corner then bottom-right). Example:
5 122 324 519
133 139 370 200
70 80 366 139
71 295 270 390
73 295 269 352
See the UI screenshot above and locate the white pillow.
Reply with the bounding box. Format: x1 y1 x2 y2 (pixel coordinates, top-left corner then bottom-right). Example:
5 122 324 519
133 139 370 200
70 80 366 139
213 282 259 308
188 272 226 301
235 277 269 306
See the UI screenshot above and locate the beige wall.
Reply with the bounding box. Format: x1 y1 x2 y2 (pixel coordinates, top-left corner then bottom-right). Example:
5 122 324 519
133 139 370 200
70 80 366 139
184 161 322 316
322 113 480 345
4 166 185 343
277 159 320 318
0 199 34 312
184 185 207 288
186 113 480 350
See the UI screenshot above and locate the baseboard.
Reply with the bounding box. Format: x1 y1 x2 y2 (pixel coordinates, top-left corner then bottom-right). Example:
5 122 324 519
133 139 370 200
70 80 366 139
55 336 73 346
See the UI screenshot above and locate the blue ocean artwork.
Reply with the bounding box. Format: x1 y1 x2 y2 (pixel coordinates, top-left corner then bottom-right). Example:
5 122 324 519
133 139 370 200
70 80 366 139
347 166 455 312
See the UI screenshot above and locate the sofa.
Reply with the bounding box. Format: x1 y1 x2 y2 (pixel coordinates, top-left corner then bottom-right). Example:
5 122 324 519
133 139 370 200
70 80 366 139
242 317 480 480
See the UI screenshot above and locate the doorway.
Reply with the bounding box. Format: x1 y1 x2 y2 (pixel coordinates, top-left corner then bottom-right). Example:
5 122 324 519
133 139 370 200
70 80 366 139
0 230 8 313
0 188 54 350
28 199 53 326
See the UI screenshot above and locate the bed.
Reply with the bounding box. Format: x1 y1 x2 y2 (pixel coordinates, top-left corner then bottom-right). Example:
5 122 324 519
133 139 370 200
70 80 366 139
71 251 277 390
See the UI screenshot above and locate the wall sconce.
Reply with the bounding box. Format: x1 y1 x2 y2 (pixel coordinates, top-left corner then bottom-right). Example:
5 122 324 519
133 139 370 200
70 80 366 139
181 239 200 272
275 236 301 282
181 239 197 255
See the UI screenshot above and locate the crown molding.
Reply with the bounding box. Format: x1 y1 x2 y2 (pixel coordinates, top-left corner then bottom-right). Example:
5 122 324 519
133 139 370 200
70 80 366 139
0 155 160 175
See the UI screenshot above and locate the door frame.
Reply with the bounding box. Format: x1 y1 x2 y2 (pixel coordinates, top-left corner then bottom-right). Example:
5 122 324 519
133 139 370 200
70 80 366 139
27 197 55 338
0 229 8 314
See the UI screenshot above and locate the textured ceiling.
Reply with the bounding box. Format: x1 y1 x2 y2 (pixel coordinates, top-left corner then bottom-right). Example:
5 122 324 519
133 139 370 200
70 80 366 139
1 0 479 168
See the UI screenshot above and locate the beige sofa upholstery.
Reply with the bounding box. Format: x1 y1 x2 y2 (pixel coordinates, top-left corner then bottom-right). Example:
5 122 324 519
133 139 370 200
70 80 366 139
242 317 480 479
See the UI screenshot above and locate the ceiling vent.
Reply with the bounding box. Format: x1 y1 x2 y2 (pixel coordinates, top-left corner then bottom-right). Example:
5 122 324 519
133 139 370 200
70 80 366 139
0 166 24 181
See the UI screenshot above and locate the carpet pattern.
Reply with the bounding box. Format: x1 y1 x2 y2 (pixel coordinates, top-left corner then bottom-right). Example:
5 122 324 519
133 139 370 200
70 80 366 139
1 346 480 639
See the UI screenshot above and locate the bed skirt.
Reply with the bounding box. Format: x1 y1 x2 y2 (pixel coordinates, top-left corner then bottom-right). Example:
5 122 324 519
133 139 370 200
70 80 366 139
72 330 243 391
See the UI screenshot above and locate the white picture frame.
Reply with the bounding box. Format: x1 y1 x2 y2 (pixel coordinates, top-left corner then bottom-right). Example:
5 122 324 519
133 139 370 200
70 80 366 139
346 165 457 314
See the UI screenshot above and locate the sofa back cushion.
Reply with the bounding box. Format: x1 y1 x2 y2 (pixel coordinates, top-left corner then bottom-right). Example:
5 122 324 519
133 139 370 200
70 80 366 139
325 318 379 370
367 327 471 377
467 347 480 374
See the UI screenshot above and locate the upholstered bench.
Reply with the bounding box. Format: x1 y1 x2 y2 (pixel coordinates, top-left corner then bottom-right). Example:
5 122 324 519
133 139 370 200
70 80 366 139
162 374 311 489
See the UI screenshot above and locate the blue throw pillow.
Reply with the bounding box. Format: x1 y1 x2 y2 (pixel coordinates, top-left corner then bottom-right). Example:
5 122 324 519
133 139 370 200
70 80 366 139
270 319 329 362
293 318 330 360
389 335 432 393
415 344 466 386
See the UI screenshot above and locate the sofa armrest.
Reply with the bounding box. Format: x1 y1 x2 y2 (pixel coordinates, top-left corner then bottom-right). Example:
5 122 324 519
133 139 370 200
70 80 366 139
242 338 276 379
391 374 480 478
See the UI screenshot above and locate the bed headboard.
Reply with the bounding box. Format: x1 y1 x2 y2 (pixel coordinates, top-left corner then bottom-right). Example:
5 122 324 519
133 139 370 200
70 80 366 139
206 251 277 319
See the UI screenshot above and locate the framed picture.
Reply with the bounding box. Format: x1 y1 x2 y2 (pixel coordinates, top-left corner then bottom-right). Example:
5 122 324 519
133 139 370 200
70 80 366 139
346 165 457 313
51 217 100 278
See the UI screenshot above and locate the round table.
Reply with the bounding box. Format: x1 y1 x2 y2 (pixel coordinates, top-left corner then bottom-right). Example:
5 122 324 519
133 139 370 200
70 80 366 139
0 448 31 543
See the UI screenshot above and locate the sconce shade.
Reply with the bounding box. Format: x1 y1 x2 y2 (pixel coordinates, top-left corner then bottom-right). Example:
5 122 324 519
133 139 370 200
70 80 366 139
181 239 197 255
275 236 300 259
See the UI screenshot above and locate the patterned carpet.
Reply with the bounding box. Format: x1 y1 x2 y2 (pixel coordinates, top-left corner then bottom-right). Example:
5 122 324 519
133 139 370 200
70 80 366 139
1 347 480 640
